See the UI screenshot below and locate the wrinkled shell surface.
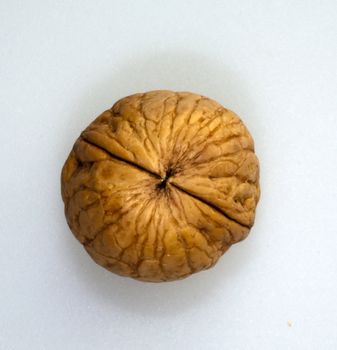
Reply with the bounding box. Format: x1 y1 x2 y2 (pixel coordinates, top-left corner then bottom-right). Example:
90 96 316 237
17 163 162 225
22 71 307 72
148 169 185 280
61 91 260 282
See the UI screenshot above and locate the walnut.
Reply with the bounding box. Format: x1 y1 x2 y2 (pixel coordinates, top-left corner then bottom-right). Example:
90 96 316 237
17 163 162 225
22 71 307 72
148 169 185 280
61 91 260 282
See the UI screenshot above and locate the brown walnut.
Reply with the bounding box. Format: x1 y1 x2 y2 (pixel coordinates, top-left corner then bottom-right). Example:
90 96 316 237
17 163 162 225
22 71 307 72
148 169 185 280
61 91 260 282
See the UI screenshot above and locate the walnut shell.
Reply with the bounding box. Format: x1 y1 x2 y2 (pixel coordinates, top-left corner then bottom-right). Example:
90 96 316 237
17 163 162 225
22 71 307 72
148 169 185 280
61 91 260 282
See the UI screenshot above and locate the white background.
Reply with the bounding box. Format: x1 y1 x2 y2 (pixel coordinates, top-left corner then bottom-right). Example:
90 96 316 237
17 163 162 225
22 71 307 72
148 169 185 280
1 1 337 349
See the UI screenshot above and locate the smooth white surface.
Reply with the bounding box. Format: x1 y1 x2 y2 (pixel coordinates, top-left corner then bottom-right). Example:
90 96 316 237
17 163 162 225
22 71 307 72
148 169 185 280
1 1 337 349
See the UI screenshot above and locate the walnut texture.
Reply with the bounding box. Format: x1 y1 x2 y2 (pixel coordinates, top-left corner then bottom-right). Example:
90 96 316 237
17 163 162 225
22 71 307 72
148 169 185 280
61 91 260 282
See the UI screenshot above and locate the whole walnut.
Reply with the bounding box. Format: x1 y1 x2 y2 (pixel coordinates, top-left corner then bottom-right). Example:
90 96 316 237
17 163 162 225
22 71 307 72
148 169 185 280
61 91 260 282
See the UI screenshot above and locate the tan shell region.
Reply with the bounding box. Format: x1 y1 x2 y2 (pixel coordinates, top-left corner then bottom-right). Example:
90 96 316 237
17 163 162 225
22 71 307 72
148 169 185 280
61 90 260 282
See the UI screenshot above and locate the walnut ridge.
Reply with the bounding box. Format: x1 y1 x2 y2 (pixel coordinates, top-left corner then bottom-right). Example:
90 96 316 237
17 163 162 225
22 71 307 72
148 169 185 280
61 90 260 282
